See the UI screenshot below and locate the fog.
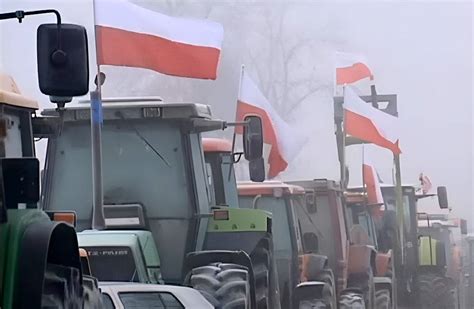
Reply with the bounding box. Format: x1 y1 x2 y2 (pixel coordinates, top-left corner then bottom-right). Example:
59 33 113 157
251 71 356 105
0 0 472 223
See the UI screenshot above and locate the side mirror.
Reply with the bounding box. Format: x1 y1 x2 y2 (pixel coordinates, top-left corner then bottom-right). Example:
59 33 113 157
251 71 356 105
243 116 263 161
437 186 449 209
249 158 265 182
1 158 40 209
37 23 89 103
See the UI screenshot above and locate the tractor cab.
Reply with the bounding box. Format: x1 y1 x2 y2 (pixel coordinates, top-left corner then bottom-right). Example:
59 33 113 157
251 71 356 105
39 98 280 309
238 181 312 308
344 191 379 250
39 99 227 284
288 179 350 293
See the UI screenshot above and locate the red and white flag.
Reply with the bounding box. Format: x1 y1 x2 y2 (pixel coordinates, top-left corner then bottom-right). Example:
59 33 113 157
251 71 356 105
344 87 401 154
363 147 384 205
336 52 373 85
236 71 305 178
94 0 224 79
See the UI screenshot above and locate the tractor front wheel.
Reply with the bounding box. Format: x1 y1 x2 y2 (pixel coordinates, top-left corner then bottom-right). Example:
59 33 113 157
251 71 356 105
418 272 456 309
375 289 391 309
188 262 250 309
338 291 366 309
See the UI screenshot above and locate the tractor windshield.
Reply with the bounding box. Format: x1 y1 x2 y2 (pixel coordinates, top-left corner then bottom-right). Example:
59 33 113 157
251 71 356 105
42 117 209 283
384 193 412 235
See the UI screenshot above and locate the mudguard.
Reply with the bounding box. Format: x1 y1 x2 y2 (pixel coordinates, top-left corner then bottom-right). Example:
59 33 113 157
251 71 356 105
183 250 257 308
374 276 392 293
17 220 82 308
299 253 328 282
292 281 326 308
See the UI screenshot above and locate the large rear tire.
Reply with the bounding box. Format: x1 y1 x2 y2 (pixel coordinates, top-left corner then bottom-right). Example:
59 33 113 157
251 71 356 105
189 262 250 309
41 263 82 309
347 269 375 309
375 289 391 309
250 247 271 308
316 268 337 309
418 272 456 309
338 291 366 309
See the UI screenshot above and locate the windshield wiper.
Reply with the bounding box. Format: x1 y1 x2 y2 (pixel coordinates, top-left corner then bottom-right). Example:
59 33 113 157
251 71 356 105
116 111 171 167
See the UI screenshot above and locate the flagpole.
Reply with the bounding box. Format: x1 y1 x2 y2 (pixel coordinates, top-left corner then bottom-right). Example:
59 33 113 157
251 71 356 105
90 0 105 230
231 64 245 151
339 85 347 188
362 143 367 201
228 65 245 181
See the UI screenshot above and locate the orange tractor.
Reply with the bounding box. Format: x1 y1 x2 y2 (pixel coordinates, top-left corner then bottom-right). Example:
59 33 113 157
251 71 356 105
239 180 385 308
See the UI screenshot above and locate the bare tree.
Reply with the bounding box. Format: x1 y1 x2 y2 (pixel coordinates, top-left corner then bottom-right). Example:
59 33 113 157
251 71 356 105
243 3 331 118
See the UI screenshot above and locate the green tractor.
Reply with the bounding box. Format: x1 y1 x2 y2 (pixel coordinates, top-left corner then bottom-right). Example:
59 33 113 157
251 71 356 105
37 97 279 308
0 92 87 309
237 181 338 309
0 8 102 309
416 213 466 309
379 184 458 308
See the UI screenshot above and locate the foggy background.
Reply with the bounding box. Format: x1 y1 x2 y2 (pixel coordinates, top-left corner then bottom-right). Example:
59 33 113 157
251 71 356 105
0 1 472 224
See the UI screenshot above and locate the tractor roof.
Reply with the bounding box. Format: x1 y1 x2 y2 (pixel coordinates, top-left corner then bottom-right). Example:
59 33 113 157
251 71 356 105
344 191 366 204
237 181 305 196
203 138 232 153
0 74 38 110
350 183 417 190
287 179 342 192
42 98 216 123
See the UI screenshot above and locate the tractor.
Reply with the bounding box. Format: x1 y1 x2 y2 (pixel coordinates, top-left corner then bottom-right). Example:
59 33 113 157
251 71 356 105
417 214 461 308
0 8 102 309
238 181 338 309
37 97 280 308
378 184 460 308
289 179 377 309
344 190 394 309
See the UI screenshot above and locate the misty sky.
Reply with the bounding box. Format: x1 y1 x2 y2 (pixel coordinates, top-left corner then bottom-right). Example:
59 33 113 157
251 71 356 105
0 0 472 222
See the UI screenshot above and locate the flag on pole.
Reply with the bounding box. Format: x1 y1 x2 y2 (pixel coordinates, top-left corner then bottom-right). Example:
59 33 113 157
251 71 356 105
362 146 384 205
336 52 373 85
344 87 401 154
94 0 224 79
235 70 305 178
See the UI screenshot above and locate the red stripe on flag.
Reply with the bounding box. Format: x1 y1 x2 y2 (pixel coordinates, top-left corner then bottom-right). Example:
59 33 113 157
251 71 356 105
96 26 221 79
336 63 372 85
363 164 378 204
236 101 287 178
345 109 401 154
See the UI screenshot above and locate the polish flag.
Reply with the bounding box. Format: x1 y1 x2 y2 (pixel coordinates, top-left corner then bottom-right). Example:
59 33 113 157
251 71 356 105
344 87 401 154
336 52 373 85
94 0 224 79
363 147 384 205
236 71 305 178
